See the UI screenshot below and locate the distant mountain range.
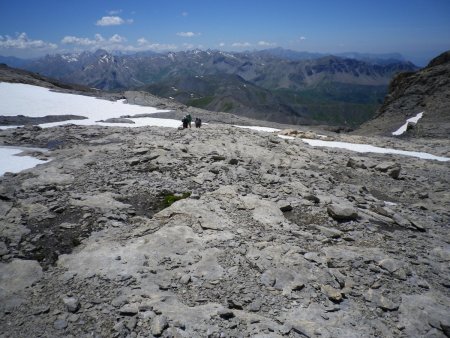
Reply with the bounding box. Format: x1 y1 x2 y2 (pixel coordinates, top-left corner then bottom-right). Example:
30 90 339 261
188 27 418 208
0 48 418 126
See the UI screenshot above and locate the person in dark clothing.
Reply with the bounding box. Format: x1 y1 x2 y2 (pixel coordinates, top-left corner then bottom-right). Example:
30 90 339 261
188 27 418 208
186 114 192 128
195 117 202 128
182 116 188 129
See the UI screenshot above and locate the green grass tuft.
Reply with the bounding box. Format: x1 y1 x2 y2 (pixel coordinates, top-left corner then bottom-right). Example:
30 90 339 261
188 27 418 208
163 192 191 208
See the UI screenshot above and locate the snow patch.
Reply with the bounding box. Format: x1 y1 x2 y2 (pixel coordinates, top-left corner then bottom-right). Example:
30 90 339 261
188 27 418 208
300 138 449 162
234 125 281 133
61 55 79 63
0 146 49 176
234 125 448 162
277 134 296 140
392 112 424 136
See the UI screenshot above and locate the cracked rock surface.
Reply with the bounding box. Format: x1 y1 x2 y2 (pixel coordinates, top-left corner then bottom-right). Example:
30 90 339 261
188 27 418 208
0 123 449 337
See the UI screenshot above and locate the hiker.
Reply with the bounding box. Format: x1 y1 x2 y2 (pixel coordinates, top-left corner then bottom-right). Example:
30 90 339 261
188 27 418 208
182 116 188 129
195 117 202 128
186 114 192 128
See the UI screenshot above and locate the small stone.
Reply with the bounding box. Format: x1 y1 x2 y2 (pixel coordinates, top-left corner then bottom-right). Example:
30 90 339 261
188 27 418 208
151 315 169 336
59 222 76 229
260 270 276 287
62 297 80 313
364 289 399 311
68 314 80 322
315 225 343 238
278 202 293 212
327 204 358 221
378 258 402 273
211 155 226 161
217 309 235 320
248 299 262 312
388 165 401 179
119 304 139 316
125 317 137 331
227 298 243 310
375 161 397 173
379 296 399 311
304 194 320 204
347 158 367 169
179 274 191 284
392 214 411 228
53 319 68 330
321 285 343 302
33 305 50 315
304 252 322 264
290 281 305 291
0 242 9 256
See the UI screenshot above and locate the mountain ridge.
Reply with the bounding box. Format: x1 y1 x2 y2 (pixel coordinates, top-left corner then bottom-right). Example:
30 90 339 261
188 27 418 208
1 48 417 127
356 50 450 138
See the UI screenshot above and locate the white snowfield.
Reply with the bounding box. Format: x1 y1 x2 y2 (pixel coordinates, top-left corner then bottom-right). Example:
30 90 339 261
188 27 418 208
0 83 448 176
392 112 424 136
0 82 177 129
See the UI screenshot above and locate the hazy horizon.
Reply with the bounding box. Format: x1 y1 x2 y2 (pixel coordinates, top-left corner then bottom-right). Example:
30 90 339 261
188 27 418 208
1 0 449 66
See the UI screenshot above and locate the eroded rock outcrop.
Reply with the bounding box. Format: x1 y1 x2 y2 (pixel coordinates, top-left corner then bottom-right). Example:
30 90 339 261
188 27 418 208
0 123 449 337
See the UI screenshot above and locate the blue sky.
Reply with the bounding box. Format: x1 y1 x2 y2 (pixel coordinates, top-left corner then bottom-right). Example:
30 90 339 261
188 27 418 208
0 0 449 65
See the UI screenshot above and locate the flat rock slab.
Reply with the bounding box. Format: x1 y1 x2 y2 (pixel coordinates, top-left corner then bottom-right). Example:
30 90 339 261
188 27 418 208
70 192 131 212
21 167 74 188
0 259 43 293
399 293 450 337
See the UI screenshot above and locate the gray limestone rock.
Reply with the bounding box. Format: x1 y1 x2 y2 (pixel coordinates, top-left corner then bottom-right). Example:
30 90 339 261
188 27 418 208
0 112 449 338
0 259 43 294
151 315 169 336
321 285 343 302
62 297 80 313
119 304 139 316
0 241 8 256
327 203 358 221
53 319 68 330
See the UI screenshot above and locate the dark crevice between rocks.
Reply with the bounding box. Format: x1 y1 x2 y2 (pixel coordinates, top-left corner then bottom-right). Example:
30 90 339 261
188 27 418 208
118 192 169 217
19 209 96 269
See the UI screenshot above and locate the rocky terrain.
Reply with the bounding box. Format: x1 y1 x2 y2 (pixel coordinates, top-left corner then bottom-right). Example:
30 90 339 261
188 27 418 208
0 119 449 337
357 50 450 138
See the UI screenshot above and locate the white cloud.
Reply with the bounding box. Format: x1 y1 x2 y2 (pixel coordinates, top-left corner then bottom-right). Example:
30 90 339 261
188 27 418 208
109 34 126 43
219 42 225 47
0 32 57 50
137 38 148 46
257 41 276 47
61 34 105 46
96 16 129 26
176 32 200 37
299 36 307 40
183 43 195 49
231 42 252 48
181 11 189 17
62 33 176 52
